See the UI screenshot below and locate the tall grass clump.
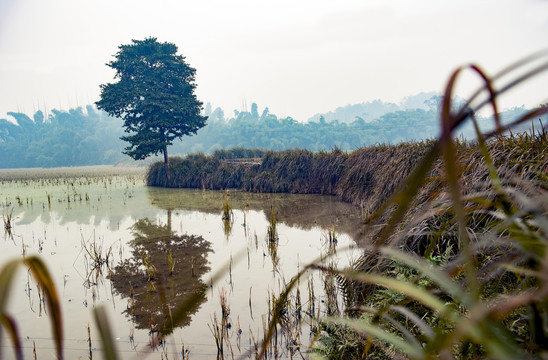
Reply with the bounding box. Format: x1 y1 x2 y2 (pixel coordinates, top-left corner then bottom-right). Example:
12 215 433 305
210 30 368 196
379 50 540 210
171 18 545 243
222 191 233 220
146 150 262 189
212 147 266 160
258 51 548 359
3 208 14 236
267 206 279 242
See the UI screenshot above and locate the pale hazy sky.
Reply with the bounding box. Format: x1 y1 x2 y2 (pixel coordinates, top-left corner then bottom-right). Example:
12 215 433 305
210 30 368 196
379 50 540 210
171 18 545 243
1 0 547 122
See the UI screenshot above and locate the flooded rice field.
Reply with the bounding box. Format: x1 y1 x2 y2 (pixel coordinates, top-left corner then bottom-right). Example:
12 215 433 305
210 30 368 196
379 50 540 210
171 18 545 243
0 168 363 359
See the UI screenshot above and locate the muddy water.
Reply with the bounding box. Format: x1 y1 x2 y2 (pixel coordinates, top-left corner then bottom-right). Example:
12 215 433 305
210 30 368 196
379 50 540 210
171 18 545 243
0 173 363 359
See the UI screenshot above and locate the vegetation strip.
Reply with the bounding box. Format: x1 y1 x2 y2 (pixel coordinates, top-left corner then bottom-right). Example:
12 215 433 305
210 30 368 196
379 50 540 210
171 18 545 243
147 127 546 215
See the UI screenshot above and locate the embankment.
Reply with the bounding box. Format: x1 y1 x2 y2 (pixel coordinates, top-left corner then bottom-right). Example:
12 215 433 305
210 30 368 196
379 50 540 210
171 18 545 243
147 132 547 215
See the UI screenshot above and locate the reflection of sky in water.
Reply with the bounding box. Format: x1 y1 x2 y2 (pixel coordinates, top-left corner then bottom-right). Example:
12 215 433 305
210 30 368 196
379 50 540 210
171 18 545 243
0 177 363 359
146 186 363 238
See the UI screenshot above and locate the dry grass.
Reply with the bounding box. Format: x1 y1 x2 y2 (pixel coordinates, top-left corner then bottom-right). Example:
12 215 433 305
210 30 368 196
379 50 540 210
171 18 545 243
0 165 144 181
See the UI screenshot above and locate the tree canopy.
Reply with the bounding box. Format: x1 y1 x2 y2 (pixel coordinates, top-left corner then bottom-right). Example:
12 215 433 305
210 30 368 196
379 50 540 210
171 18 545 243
96 37 207 170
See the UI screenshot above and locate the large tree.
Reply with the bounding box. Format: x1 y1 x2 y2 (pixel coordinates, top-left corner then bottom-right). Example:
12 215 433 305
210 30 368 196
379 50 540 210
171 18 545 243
96 37 207 181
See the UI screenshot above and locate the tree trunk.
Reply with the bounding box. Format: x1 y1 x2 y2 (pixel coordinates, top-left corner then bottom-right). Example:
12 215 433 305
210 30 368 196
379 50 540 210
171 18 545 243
163 145 171 185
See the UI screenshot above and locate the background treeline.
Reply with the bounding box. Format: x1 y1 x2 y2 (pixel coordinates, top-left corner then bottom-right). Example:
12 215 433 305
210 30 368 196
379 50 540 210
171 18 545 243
0 106 125 168
175 105 439 154
1 93 542 168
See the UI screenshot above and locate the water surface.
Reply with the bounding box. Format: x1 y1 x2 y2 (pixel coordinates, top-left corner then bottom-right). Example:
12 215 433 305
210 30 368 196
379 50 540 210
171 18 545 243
0 172 363 359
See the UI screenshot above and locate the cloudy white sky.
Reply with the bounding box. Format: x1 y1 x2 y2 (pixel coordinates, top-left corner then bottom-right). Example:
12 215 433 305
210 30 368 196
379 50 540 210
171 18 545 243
0 0 547 122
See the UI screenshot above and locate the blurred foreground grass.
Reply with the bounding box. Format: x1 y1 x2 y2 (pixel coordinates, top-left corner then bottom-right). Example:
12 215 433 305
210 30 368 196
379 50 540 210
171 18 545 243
265 51 548 359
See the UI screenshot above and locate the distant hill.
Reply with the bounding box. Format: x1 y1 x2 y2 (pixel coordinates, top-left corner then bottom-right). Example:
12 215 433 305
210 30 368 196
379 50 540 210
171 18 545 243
306 91 439 123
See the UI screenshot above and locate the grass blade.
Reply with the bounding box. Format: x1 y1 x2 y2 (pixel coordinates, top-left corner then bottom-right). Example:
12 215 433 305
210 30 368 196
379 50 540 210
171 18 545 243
335 269 450 316
93 306 117 360
24 256 63 359
380 247 473 307
325 317 424 359
0 314 22 360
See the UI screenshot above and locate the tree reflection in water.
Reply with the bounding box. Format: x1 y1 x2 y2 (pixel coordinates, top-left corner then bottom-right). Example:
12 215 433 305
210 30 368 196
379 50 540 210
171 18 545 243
110 217 212 333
